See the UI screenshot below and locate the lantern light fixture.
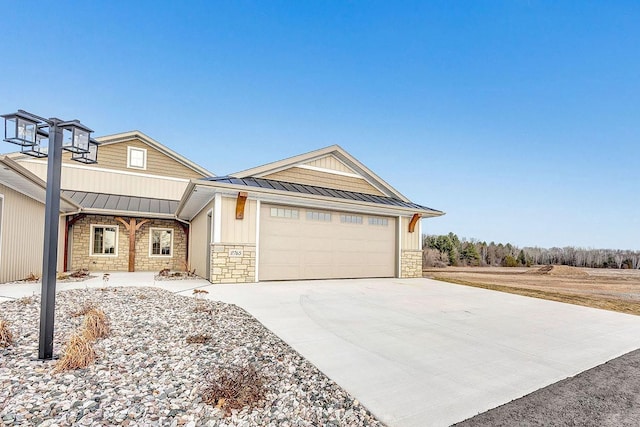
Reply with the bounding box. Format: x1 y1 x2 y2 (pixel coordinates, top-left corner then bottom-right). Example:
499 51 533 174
62 121 92 154
2 111 39 146
21 127 49 158
1 109 100 361
71 139 99 164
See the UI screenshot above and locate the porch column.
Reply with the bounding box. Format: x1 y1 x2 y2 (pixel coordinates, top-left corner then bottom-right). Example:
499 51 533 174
115 217 149 272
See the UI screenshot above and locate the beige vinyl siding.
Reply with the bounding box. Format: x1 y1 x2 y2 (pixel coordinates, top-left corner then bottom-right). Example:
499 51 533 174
0 184 45 283
263 167 385 196
401 216 421 250
61 139 205 179
220 197 257 244
189 200 213 278
304 155 355 173
16 160 188 200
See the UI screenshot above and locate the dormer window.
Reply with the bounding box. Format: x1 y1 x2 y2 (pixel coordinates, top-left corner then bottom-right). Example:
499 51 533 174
127 146 147 170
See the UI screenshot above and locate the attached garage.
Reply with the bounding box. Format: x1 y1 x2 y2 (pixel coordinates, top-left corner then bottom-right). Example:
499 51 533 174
259 203 396 280
177 145 444 284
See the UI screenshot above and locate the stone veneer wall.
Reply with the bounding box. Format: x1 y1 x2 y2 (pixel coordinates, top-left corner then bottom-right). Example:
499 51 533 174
134 219 187 272
210 244 256 283
400 250 423 278
69 214 187 272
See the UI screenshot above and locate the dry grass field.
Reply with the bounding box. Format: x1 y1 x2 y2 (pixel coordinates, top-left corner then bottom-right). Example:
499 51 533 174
424 266 640 316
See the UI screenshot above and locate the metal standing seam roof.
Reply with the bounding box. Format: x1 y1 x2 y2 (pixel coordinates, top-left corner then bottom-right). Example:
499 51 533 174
205 176 442 213
61 190 179 215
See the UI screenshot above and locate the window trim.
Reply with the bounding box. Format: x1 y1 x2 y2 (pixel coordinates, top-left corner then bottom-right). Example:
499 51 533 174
149 227 174 257
90 224 119 256
127 146 147 170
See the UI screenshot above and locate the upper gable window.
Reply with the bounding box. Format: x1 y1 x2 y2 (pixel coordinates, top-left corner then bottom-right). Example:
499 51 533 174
127 146 147 170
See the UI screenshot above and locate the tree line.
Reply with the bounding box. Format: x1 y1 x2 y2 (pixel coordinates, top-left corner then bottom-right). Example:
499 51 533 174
423 232 640 269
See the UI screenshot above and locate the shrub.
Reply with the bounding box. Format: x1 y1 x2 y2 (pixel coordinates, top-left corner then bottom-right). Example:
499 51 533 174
82 308 110 340
202 363 266 415
0 319 14 348
503 254 519 267
186 334 211 344
70 302 97 318
193 289 211 313
53 333 96 373
18 295 36 305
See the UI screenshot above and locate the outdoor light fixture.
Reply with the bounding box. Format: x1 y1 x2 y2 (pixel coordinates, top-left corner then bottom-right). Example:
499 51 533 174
62 122 92 154
1 109 100 360
21 128 49 158
71 139 99 164
2 111 38 146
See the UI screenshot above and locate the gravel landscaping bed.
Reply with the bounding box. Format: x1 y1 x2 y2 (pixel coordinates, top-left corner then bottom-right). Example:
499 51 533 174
0 287 384 426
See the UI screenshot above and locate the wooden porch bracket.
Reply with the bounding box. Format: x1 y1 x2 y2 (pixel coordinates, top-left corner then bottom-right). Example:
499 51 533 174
408 213 422 233
235 191 248 220
115 217 150 272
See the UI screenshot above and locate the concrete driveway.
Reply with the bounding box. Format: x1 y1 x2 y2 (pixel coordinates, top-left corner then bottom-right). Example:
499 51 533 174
190 278 640 427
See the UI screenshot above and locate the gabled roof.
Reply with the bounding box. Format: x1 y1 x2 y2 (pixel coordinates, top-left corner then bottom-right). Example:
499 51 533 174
230 145 410 201
208 176 442 212
177 175 444 221
95 131 215 177
0 156 80 213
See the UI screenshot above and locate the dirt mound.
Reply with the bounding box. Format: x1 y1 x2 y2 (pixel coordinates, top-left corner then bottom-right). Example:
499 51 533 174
532 265 589 276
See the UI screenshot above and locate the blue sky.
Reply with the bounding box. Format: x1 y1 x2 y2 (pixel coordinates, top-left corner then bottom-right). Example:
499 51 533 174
1 1 638 250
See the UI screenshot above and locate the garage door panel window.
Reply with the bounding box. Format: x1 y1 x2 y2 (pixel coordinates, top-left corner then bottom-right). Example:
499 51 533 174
340 214 363 224
150 228 173 256
270 207 299 219
306 211 331 221
368 217 389 226
91 225 118 256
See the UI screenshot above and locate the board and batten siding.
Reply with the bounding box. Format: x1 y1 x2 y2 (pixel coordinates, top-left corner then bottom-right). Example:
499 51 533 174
220 197 257 244
262 167 385 196
61 138 205 180
0 184 65 283
16 160 188 200
401 216 421 250
189 200 213 279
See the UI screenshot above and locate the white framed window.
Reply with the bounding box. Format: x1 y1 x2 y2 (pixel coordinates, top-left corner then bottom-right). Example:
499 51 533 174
368 217 389 226
340 214 363 224
270 207 299 219
127 146 147 170
150 228 173 256
306 210 331 221
90 225 118 256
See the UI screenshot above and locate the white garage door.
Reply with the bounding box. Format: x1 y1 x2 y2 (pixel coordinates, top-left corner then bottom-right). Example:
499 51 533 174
259 204 396 281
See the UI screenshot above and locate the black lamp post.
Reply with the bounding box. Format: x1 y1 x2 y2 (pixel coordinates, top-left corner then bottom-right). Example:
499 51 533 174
1 109 99 360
